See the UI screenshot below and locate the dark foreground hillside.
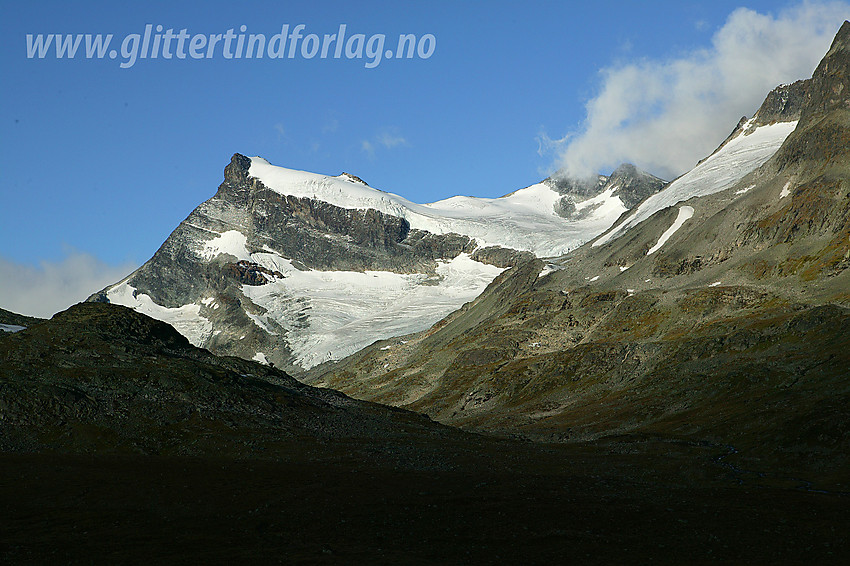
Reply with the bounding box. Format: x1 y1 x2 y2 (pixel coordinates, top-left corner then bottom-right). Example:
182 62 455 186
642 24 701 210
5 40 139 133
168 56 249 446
1 303 849 564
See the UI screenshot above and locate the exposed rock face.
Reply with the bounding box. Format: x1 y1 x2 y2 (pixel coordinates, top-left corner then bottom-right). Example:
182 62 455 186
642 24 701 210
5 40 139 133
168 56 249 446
470 246 535 268
750 80 812 126
304 22 850 486
224 260 284 286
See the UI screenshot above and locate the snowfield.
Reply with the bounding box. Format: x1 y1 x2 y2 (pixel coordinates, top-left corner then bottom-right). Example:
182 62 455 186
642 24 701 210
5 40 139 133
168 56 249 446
594 120 798 247
249 157 627 258
241 252 503 369
106 249 502 370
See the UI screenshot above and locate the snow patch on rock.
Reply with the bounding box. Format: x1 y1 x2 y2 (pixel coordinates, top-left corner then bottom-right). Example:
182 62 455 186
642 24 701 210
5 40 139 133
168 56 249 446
646 206 695 255
106 283 213 346
199 230 251 261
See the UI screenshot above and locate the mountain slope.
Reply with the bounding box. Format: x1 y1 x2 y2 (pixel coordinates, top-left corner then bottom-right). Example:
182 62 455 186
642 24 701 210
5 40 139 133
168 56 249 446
248 157 663 258
91 154 663 372
0 307 42 333
305 22 850 487
0 302 465 457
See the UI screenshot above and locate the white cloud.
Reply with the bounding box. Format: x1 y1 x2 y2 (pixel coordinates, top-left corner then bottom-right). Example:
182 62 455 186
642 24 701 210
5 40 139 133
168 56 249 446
0 250 136 318
361 128 408 157
274 122 286 137
548 2 850 180
536 129 569 157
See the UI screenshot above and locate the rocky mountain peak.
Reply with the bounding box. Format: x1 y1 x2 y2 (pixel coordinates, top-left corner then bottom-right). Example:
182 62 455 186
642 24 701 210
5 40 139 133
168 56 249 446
339 172 370 186
548 163 666 219
750 80 812 127
606 163 668 208
224 153 252 183
798 20 850 124
544 171 608 198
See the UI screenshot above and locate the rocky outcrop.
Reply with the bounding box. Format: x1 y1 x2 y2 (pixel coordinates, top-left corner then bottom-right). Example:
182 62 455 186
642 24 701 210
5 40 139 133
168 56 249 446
224 260 284 286
750 80 812 126
470 246 535 268
547 163 667 219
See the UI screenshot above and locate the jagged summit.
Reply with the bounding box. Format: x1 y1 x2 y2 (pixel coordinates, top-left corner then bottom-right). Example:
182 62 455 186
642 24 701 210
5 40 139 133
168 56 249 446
545 163 667 218
338 172 369 186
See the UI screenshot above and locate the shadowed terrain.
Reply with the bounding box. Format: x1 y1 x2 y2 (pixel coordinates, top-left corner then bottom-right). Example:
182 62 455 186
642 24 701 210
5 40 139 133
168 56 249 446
1 302 849 564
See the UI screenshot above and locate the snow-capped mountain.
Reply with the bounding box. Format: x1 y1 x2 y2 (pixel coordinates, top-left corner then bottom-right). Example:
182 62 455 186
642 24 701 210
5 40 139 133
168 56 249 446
91 155 664 372
248 156 662 258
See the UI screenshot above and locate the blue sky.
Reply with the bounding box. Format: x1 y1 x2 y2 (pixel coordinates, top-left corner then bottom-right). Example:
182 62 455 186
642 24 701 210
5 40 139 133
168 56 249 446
1 0 848 316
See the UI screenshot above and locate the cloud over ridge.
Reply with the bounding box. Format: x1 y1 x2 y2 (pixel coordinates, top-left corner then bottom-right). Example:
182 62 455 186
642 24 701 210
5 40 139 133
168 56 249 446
548 2 850 180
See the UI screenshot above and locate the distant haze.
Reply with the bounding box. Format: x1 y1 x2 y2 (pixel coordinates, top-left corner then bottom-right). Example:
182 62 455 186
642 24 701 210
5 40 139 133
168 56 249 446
0 251 136 318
